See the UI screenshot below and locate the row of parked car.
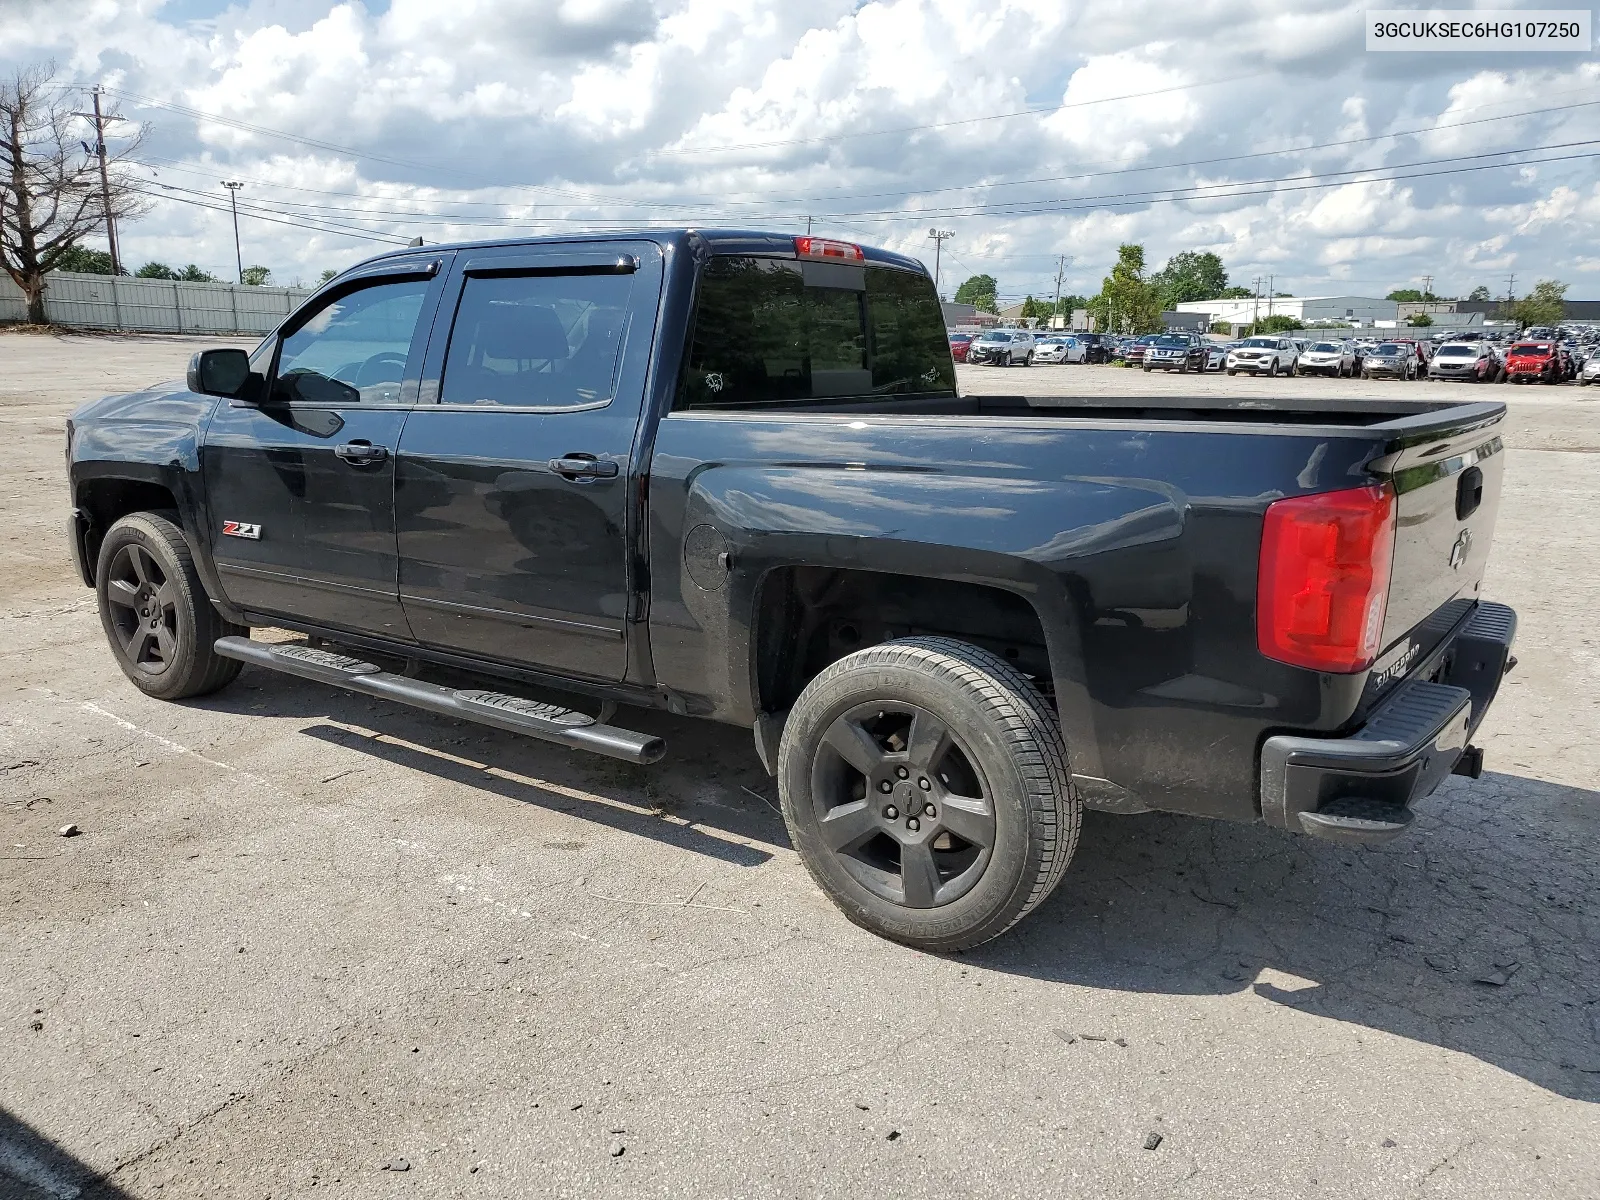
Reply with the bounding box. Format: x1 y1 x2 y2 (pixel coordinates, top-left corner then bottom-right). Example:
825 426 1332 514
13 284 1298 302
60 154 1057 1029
948 327 1600 385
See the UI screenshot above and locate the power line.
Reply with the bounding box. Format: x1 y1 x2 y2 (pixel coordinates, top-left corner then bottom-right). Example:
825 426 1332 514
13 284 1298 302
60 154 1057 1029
123 93 1600 220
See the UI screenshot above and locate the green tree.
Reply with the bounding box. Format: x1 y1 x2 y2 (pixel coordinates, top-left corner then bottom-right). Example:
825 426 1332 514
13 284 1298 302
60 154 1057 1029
178 264 217 283
1151 250 1229 308
1407 312 1433 327
1239 314 1304 336
1467 285 1491 302
318 268 338 285
1019 295 1047 320
1513 279 1566 328
1386 287 1437 302
1219 285 1254 299
1052 293 1088 318
135 261 178 279
1098 243 1161 334
56 244 117 274
953 274 998 311
240 265 272 287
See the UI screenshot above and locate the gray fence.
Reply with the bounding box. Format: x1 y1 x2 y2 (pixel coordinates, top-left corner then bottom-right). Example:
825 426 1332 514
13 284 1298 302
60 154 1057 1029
0 271 315 335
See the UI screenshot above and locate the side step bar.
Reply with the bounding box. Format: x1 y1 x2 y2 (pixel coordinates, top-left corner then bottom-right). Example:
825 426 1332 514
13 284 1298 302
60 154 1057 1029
213 637 665 765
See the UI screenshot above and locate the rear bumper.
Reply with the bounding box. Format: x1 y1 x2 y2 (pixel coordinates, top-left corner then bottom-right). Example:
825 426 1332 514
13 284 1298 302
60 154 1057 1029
1260 601 1516 845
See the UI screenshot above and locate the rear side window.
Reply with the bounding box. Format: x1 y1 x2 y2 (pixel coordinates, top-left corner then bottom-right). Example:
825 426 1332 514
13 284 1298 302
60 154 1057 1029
439 272 633 408
678 257 955 410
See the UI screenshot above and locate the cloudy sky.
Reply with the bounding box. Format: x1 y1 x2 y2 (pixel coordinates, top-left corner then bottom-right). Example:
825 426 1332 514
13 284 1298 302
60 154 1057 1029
4 0 1597 302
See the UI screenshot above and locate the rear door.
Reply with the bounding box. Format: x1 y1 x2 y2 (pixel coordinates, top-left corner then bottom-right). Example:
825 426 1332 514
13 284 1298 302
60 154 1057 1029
203 259 448 636
394 241 663 682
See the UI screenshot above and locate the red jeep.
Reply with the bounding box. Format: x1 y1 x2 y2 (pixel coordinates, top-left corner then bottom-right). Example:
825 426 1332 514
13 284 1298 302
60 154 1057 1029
1503 341 1571 384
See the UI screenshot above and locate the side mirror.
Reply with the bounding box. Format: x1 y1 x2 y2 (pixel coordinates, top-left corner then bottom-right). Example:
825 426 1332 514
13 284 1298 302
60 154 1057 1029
187 348 253 399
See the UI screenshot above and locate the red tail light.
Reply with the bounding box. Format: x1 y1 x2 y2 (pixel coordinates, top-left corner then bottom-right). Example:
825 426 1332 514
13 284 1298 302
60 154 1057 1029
795 236 864 262
1257 484 1396 673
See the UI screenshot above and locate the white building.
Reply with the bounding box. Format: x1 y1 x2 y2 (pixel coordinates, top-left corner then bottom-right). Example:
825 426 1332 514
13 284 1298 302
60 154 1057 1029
1175 295 1398 328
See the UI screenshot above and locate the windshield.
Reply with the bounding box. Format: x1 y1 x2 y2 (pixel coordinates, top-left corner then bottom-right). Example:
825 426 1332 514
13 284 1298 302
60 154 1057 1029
1309 343 1341 352
1510 343 1551 354
1240 337 1278 348
678 256 956 408
976 332 1009 342
1154 336 1187 347
1373 344 1403 354
1436 345 1476 357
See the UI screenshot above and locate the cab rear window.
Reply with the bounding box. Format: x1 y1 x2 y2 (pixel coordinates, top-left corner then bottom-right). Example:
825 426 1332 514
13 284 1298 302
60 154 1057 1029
677 256 956 409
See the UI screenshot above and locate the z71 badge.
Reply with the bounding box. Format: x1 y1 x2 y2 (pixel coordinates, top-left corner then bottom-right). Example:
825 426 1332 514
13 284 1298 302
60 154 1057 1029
221 521 262 540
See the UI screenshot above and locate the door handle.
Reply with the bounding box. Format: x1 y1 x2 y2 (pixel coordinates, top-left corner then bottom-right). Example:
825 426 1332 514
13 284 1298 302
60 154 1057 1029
334 440 388 466
548 456 619 480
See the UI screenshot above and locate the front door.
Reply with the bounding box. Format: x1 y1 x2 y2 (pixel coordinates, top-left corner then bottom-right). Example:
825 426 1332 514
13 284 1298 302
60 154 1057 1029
203 266 445 638
395 241 662 682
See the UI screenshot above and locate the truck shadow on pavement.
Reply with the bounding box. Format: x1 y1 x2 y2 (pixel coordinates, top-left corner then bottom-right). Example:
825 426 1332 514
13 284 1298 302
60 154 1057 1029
971 772 1600 1103
195 672 1598 1102
0 1105 135 1199
194 669 783 868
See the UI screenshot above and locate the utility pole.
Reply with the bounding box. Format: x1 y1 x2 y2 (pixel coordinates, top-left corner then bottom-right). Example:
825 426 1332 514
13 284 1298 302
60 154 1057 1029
1267 274 1275 319
223 182 245 284
1252 276 1262 329
927 228 955 299
805 215 812 236
1052 254 1072 327
82 87 124 275
1504 273 1517 324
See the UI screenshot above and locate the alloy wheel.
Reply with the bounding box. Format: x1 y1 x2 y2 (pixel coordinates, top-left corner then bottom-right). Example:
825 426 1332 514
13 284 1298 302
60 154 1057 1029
104 543 179 676
809 702 995 909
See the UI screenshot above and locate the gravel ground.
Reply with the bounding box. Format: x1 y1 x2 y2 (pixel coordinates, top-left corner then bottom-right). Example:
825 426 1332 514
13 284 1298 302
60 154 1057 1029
2 331 1596 1199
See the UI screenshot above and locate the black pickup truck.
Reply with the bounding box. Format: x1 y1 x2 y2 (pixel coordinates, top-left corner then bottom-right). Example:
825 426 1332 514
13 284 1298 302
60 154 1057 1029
66 230 1516 950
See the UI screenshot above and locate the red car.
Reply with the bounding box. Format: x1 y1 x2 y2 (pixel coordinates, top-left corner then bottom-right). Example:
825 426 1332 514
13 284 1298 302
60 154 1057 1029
1503 341 1573 384
1124 333 1163 368
948 332 972 363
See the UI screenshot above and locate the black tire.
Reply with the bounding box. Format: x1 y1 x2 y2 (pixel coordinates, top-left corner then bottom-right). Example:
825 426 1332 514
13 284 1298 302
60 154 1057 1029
777 637 1079 952
1226 369 1236 376
1266 359 1278 378
95 511 247 701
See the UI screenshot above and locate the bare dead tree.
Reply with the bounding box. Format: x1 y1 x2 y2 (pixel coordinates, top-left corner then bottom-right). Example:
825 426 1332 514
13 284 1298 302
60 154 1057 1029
0 64 148 324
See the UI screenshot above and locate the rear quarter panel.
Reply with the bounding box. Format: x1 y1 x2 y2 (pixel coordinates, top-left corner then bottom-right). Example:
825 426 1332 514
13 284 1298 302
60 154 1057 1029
647 409 1390 820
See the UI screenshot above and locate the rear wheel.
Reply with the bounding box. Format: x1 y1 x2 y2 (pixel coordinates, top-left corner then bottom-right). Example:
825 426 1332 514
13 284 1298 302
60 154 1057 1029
95 512 247 701
778 637 1078 952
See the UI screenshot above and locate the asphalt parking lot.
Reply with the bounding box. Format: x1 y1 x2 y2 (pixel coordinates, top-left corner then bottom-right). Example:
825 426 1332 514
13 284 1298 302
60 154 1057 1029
3 331 1597 1198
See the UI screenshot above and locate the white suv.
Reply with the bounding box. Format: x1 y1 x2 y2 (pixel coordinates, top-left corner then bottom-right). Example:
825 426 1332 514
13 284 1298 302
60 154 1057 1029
1226 336 1299 377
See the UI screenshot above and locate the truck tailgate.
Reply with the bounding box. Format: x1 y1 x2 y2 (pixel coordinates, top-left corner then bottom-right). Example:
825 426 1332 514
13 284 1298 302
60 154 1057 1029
1374 405 1505 669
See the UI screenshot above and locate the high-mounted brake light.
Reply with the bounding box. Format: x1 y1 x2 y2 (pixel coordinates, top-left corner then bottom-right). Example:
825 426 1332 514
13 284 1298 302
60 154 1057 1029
795 236 864 263
1257 484 1396 673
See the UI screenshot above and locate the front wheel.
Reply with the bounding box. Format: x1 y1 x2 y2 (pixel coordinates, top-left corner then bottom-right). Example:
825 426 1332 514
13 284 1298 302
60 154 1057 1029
96 512 248 701
1226 368 1236 376
1266 359 1278 377
778 637 1079 952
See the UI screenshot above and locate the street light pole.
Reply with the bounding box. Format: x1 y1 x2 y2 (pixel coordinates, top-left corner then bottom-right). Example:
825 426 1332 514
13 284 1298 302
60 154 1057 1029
222 182 244 284
927 228 954 298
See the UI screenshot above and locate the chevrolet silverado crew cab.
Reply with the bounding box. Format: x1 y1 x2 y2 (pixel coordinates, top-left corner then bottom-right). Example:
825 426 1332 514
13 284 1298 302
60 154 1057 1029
67 230 1517 951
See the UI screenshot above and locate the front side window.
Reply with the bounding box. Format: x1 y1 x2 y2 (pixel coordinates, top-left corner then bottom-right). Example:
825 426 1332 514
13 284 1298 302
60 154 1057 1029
678 257 955 409
272 279 429 405
439 271 634 407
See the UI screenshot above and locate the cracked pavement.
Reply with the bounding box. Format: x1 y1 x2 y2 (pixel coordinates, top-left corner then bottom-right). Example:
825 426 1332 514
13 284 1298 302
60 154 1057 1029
2 332 1597 1197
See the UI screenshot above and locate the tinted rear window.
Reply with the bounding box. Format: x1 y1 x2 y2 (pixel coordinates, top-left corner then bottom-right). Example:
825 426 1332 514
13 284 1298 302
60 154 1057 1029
678 257 955 409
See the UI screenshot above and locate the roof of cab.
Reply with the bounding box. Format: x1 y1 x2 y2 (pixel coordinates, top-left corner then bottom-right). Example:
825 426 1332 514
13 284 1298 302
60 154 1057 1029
357 229 928 275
